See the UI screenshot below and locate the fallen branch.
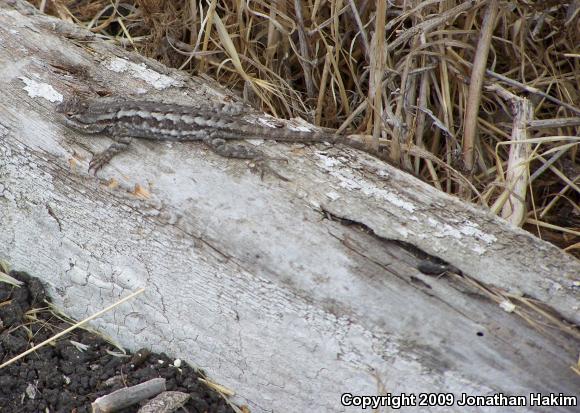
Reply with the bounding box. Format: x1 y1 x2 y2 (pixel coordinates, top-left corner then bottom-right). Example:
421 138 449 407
92 378 166 413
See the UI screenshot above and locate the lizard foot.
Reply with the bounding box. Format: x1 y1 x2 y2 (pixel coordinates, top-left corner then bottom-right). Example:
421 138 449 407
88 151 113 175
87 139 132 175
249 158 290 182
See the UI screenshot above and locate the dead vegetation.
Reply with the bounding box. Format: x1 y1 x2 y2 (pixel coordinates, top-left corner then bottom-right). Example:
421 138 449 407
37 0 579 256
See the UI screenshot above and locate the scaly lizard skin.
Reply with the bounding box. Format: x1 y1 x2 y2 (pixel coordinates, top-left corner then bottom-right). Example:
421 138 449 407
57 97 376 173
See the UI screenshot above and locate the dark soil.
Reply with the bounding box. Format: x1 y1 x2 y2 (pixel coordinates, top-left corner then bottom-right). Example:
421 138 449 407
0 270 237 413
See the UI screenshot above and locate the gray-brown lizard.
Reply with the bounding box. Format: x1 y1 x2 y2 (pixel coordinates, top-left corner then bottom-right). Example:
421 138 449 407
57 97 381 173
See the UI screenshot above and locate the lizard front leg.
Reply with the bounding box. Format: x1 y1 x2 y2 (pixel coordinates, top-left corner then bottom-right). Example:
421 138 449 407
89 136 133 174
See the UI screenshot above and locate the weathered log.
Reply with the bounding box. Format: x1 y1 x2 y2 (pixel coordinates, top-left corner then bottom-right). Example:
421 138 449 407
0 1 578 412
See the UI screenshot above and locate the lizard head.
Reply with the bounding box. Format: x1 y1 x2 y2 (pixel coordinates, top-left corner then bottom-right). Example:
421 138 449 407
56 96 89 118
57 97 107 133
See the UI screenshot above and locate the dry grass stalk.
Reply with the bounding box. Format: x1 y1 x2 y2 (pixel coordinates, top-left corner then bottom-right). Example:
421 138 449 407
463 0 499 174
488 84 533 226
369 0 386 154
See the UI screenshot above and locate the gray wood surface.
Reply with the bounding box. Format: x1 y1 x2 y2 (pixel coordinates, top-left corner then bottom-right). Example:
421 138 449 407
0 1 578 412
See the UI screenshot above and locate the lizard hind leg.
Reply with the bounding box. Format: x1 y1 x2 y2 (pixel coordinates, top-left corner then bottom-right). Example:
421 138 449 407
203 136 289 181
203 136 264 160
88 136 133 174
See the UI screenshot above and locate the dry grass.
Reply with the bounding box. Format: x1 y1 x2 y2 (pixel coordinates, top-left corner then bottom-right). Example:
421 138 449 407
0 288 144 369
39 0 579 256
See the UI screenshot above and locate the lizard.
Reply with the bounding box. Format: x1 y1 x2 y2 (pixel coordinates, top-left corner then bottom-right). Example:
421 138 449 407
57 96 384 174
